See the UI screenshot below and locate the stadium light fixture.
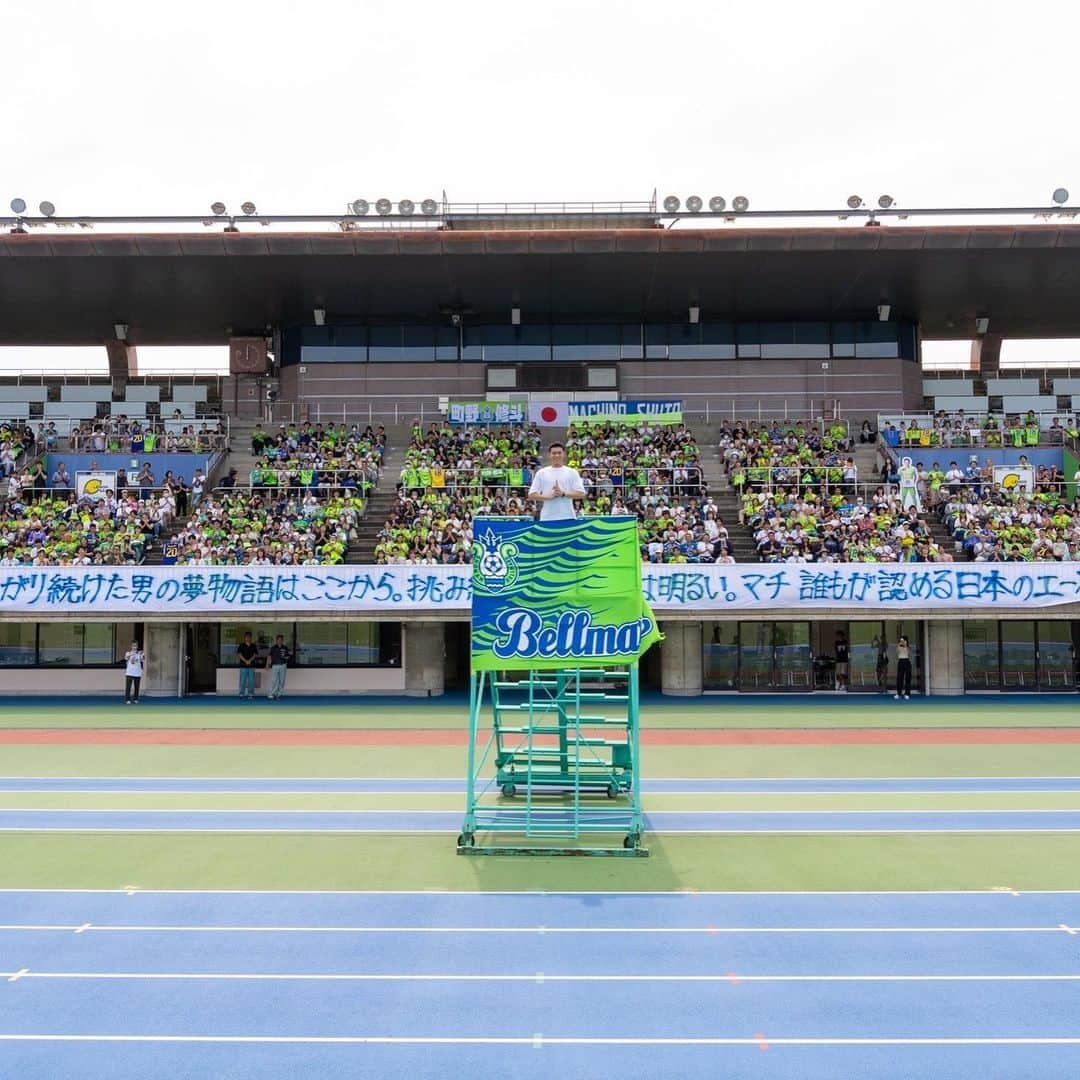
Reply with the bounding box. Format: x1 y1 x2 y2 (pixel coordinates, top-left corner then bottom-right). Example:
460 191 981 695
114 323 129 342
686 195 703 213
511 307 521 326
398 199 415 216
351 199 370 215
375 198 393 215
39 201 56 217
708 196 726 213
846 195 864 210
877 303 891 322
975 316 990 335
877 194 894 209
421 198 439 215
688 305 700 324
1052 187 1070 205
732 195 750 213
210 201 227 215
313 308 326 327
662 195 681 213
10 197 26 214
241 201 257 216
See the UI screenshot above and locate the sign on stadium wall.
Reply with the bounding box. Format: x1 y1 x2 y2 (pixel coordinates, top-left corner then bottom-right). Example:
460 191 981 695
568 400 683 425
1 564 1079 616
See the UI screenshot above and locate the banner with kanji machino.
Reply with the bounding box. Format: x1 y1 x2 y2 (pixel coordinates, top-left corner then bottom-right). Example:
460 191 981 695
0 563 1079 617
470 516 662 670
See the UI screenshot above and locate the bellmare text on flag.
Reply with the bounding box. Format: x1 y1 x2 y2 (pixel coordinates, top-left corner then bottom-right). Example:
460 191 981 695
470 516 662 671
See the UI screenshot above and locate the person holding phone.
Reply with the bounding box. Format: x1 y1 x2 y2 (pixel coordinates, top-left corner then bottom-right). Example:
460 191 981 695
124 641 144 704
894 634 913 700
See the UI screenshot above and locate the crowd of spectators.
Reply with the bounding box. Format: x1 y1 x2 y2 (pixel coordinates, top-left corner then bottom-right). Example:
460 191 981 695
166 489 363 566
881 411 1078 450
1 422 30 480
720 419 857 496
0 488 169 566
940 486 1080 562
376 420 722 564
247 421 383 496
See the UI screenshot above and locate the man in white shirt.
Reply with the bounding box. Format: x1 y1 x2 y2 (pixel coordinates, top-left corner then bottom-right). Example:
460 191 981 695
528 443 586 521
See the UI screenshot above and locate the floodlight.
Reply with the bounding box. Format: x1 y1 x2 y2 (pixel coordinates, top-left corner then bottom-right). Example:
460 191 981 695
313 308 326 327
662 195 681 212
375 198 393 215
686 195 703 213
10 198 26 214
39 201 56 217
975 316 990 335
1052 187 1070 205
351 199 370 216
877 303 891 322
846 194 863 210
210 201 226 215
420 198 438 215
398 198 415 215
114 323 129 341
708 195 726 212
689 305 700 324
241 201 257 215
877 194 894 209
511 307 521 326
732 195 749 212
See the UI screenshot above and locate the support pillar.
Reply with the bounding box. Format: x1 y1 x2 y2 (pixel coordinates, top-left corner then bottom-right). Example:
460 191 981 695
660 621 703 696
405 621 446 697
142 621 182 698
927 620 965 696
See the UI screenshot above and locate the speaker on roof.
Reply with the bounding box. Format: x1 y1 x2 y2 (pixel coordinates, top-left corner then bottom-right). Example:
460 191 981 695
708 196 726 212
375 198 393 215
662 195 680 212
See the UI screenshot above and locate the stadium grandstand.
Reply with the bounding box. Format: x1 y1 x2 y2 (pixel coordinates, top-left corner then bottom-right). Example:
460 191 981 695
1 197 1078 697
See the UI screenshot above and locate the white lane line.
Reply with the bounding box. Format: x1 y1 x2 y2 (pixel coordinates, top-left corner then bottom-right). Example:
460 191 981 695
73 924 91 934
0 924 1074 935
4 828 1080 836
7 788 1080 796
1060 924 1077 935
0 887 1079 896
0 1034 1079 1046
4 971 1080 983
3 807 1080 815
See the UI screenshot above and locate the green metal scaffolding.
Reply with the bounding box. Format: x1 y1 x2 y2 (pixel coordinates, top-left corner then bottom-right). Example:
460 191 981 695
458 664 647 856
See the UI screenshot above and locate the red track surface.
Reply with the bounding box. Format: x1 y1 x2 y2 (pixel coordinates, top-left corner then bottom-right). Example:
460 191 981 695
2 728 1079 745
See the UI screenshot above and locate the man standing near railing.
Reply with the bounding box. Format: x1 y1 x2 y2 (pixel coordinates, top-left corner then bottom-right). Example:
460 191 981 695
528 442 586 521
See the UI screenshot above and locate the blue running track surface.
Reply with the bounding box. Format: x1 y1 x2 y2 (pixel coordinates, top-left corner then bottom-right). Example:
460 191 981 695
1 891 1079 1079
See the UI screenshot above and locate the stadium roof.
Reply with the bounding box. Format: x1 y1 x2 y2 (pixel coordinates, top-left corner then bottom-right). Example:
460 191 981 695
1 224 1079 344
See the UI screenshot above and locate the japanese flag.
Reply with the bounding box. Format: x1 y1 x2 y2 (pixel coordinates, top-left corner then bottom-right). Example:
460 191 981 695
528 401 569 427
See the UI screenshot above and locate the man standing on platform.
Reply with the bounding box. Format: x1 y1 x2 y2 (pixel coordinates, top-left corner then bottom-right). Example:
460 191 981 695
266 634 292 700
527 442 586 521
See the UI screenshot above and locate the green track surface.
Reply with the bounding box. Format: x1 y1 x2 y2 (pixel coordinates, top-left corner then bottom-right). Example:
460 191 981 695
4 699 1080 891
1 698 1078 729
2 833 1079 892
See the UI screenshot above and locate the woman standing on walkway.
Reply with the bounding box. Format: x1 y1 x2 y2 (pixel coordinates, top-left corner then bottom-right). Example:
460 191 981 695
894 634 912 700
124 641 144 704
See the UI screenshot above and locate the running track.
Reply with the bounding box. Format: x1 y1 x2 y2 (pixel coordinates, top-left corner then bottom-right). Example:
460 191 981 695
2 890 1080 1079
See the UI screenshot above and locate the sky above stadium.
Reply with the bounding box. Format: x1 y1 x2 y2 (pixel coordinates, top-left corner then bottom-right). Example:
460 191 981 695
5 0 1079 372
8 0 1076 216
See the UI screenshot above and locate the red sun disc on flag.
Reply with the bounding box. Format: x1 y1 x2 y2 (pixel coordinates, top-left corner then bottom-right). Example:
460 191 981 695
541 406 558 423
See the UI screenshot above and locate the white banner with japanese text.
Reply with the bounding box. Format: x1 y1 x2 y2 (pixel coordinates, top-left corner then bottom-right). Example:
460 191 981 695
1 563 1079 617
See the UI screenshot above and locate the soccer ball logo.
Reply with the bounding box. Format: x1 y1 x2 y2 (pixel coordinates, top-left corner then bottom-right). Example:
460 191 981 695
472 528 519 591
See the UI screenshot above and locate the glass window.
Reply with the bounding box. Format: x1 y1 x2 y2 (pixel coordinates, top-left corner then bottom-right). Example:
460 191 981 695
1037 622 1075 690
620 323 644 360
736 322 761 359
39 623 86 666
669 324 705 360
774 622 811 690
553 325 620 361
0 624 36 666
963 620 999 690
703 623 738 690
368 326 403 362
1000 621 1036 690
849 621 887 692
435 326 459 361
644 324 669 359
297 623 347 666
402 326 436 362
738 620 773 690
348 623 381 665
221 623 292 666
83 624 115 666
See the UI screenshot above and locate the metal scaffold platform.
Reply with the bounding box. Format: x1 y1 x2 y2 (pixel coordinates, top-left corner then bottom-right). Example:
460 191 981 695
458 665 647 856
